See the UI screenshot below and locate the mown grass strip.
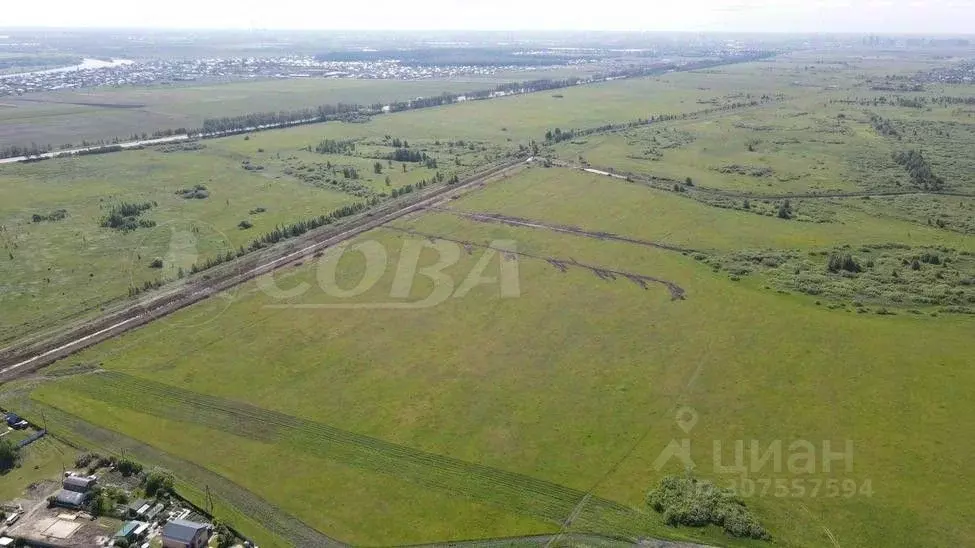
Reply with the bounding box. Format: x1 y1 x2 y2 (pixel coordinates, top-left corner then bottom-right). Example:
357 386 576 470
61 371 651 538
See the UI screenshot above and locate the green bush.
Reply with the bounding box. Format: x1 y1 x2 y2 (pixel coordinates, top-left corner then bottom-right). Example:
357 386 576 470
827 253 861 273
144 468 175 497
0 439 19 472
646 475 770 540
117 457 143 477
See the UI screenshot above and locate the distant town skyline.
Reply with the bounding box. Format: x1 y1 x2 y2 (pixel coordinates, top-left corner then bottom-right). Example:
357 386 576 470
1 0 973 33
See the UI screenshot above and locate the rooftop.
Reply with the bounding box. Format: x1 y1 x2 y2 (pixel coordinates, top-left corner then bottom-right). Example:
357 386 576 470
162 519 210 543
54 489 86 507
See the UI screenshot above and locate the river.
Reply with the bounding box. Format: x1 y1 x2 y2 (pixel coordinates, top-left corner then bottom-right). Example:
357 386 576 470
0 58 134 79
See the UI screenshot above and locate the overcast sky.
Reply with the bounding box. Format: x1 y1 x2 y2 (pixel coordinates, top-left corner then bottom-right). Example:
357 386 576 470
1 0 973 33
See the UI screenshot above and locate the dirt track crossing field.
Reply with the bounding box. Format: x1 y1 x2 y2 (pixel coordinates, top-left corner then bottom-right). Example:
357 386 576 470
50 371 654 540
383 226 687 300
429 207 700 254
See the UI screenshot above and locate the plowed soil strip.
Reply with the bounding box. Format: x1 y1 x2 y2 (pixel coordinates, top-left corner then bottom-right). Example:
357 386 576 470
429 207 698 254
383 226 687 300
57 372 652 539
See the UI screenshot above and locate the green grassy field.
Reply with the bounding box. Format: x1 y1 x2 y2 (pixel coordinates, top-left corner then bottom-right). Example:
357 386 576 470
0 435 77 501
2 50 975 548
8 165 972 548
0 63 779 344
0 77 522 149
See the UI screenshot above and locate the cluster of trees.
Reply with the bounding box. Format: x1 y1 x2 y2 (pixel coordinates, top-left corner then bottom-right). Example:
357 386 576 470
62 144 126 157
101 201 156 232
144 468 175 497
388 148 429 163
646 475 770 540
313 138 356 155
390 178 430 198
892 149 945 190
0 142 53 159
385 137 409 147
243 200 376 253
868 114 899 137
544 128 576 143
151 127 189 138
341 166 359 179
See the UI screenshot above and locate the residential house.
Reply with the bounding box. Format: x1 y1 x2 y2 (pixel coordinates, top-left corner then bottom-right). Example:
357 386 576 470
161 519 211 548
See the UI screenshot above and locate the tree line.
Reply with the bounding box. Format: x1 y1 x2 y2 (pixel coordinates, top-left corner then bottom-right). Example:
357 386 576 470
541 98 776 146
892 149 945 190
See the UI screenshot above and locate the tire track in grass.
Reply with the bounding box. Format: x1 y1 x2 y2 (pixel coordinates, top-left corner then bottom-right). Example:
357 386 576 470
18 399 342 547
384 226 687 301
59 371 651 539
427 207 700 255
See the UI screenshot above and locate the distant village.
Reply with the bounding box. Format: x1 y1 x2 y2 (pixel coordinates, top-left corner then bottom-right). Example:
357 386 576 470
0 55 576 97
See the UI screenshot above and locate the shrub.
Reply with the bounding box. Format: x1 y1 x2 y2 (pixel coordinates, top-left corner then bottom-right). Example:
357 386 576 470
144 468 175 497
827 253 861 273
149 258 163 269
646 475 770 540
117 457 143 477
0 439 19 472
101 202 155 232
31 209 68 223
75 452 99 468
777 200 792 219
238 220 254 230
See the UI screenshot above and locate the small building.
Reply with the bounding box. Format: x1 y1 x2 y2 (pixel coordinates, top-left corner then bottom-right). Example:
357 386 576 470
128 498 149 517
133 522 150 537
161 519 210 548
53 489 87 509
115 520 147 543
62 474 96 493
144 502 164 521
